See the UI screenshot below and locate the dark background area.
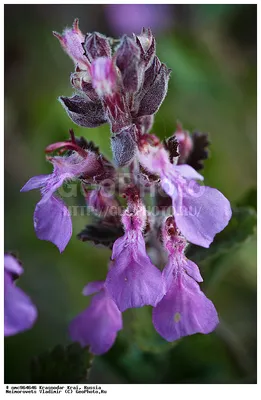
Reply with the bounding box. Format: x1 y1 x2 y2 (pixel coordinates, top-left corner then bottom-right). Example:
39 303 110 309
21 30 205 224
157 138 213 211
5 4 257 383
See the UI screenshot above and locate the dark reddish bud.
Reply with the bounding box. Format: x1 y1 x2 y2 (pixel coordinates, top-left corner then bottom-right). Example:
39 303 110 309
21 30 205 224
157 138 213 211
59 94 107 128
115 35 141 92
142 56 161 92
136 27 156 67
137 63 171 117
53 19 89 70
83 32 111 62
111 125 137 167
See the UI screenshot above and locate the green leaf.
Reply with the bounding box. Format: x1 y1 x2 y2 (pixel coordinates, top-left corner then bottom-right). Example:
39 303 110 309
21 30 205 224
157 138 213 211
236 187 257 211
30 343 94 384
130 307 177 354
186 206 257 265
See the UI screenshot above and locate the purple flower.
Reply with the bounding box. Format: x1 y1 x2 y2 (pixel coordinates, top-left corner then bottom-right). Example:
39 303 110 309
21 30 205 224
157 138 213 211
17 21 233 353
153 269 219 342
138 144 232 248
5 254 37 336
21 152 101 252
105 198 165 311
69 281 122 355
152 217 218 342
105 4 173 36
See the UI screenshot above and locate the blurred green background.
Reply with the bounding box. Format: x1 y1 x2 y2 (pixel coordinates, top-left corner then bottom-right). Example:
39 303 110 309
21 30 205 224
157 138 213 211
4 4 257 383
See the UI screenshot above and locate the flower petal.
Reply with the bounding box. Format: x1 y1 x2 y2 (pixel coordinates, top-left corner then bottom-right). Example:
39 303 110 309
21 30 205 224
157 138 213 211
111 235 128 260
20 175 50 192
34 196 72 252
152 273 218 342
183 258 203 282
69 291 122 355
105 232 165 311
174 184 232 248
82 281 105 296
4 254 23 277
175 164 204 181
162 254 203 292
4 272 37 336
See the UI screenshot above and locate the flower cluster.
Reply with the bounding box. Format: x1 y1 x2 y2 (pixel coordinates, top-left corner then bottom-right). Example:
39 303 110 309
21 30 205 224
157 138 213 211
18 20 232 354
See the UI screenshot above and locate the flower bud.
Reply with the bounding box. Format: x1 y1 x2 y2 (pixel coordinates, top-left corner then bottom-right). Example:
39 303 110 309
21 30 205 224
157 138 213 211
110 125 137 167
53 19 89 70
83 32 111 62
115 35 141 92
59 94 107 128
137 63 171 117
136 27 156 68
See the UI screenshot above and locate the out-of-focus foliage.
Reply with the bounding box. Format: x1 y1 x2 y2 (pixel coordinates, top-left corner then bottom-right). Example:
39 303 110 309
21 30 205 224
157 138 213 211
5 4 256 384
187 205 257 265
30 343 93 384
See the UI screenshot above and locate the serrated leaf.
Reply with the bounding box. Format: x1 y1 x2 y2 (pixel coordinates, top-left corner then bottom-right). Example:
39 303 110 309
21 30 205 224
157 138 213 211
186 206 257 265
30 343 94 384
130 307 177 354
186 132 210 171
163 135 179 163
78 220 124 249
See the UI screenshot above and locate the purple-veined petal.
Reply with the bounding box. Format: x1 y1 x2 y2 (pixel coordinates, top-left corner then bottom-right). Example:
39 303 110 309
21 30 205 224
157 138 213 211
152 272 219 342
162 256 176 292
183 258 203 282
174 164 204 181
69 291 122 355
161 176 178 200
111 235 128 260
82 281 105 296
162 255 203 292
34 196 72 253
4 272 37 336
174 184 232 248
20 175 50 192
105 232 165 311
4 254 23 277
